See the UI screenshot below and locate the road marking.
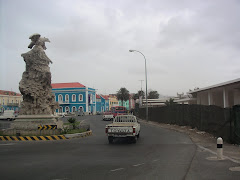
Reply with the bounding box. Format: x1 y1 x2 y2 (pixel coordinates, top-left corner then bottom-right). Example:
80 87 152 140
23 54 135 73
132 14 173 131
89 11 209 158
0 143 14 146
206 156 225 161
133 163 145 167
153 159 159 162
80 119 87 124
110 168 124 172
198 145 240 164
229 166 240 172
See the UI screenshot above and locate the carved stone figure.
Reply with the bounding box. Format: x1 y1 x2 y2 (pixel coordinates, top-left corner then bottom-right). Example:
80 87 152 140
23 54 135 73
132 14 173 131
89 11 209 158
19 33 58 115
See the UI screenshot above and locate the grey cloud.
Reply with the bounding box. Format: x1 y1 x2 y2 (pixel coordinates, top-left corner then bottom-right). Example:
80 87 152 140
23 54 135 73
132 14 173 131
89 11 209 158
1 0 240 96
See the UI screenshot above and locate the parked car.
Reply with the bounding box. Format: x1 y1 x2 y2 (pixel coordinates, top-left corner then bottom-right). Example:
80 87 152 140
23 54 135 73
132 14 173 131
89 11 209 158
96 111 102 115
0 110 16 121
102 111 114 121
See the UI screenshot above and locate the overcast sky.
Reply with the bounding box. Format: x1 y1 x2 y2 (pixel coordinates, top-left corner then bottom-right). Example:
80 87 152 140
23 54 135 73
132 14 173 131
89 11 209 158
1 0 240 96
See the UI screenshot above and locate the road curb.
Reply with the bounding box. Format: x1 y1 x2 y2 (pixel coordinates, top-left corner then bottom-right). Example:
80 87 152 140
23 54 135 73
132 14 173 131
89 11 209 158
138 119 240 164
0 130 93 141
64 130 92 139
0 135 67 141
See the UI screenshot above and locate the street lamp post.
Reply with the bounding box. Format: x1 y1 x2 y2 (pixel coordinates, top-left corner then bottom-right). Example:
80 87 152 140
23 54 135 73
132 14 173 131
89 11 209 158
129 50 148 121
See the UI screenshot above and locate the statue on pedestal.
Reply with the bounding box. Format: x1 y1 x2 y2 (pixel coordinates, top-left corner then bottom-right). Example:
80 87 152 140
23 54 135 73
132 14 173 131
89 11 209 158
19 33 58 115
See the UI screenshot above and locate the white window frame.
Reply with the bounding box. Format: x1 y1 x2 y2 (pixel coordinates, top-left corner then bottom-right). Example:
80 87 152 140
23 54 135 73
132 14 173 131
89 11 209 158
58 94 63 102
65 94 69 102
72 94 76 102
72 106 76 112
79 94 83 101
65 106 70 113
78 106 84 112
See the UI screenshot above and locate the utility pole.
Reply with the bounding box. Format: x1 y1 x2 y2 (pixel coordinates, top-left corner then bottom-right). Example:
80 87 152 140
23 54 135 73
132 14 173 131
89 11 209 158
139 80 144 91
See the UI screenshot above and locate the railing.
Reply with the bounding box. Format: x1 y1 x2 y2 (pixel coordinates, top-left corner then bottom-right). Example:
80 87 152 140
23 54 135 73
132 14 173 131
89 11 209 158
7 103 19 107
58 101 70 104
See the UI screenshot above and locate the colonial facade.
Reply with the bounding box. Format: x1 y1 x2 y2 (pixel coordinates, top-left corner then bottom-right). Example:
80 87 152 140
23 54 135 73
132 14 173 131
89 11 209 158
52 82 96 114
96 94 110 112
101 95 110 111
118 94 135 110
0 90 22 112
109 95 119 109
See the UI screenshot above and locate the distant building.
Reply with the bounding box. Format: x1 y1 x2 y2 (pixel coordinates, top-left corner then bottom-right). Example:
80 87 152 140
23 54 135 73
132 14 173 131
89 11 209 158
117 94 135 110
118 100 129 109
101 95 110 111
96 94 109 112
188 78 240 108
0 90 22 112
109 95 119 109
52 82 96 114
142 98 168 107
96 94 103 112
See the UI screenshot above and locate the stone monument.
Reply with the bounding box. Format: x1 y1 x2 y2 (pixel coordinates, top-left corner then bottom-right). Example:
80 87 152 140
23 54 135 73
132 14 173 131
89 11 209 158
10 33 63 135
19 33 57 115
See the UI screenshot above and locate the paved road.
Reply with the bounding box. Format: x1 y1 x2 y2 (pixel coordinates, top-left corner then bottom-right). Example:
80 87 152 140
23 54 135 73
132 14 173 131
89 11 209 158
0 115 239 180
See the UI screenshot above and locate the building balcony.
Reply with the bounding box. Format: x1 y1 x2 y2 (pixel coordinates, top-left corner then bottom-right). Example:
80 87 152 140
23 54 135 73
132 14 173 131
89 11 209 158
58 101 70 104
7 103 19 107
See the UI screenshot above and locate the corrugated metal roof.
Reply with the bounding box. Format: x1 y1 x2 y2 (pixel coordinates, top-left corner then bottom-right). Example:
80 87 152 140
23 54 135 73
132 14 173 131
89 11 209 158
189 78 240 93
52 82 85 89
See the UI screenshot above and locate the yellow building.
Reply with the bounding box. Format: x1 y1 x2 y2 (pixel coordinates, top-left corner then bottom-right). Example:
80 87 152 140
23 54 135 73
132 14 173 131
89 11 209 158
109 95 119 110
0 90 22 112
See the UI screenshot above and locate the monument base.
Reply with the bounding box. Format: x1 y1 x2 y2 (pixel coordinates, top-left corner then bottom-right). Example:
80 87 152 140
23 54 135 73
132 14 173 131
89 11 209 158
12 115 63 130
1 115 64 136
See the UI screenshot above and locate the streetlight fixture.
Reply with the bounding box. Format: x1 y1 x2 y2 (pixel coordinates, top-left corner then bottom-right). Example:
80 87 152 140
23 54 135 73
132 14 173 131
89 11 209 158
129 49 148 121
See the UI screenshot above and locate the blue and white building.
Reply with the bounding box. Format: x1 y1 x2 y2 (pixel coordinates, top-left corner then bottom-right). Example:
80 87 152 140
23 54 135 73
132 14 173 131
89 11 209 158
52 82 96 114
96 94 109 112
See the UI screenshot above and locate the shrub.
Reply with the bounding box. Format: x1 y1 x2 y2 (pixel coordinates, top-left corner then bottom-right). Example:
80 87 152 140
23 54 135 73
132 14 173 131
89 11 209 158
68 117 77 129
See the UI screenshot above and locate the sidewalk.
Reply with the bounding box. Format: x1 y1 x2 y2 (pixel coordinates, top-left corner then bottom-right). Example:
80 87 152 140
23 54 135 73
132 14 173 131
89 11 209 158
139 119 240 164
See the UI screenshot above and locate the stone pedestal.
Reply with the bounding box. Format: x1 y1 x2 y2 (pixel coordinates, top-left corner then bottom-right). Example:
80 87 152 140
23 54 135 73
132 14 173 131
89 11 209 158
1 115 64 136
12 115 63 130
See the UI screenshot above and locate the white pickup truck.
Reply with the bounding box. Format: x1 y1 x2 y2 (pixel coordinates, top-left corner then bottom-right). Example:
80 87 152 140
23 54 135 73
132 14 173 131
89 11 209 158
105 115 140 144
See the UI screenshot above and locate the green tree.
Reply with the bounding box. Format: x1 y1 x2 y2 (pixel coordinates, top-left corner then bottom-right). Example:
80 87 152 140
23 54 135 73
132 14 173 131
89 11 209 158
116 87 130 107
165 98 176 106
148 90 159 99
133 90 145 100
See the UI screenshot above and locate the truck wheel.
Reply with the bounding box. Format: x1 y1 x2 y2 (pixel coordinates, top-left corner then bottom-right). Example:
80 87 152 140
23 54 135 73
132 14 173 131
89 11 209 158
137 133 140 138
108 137 114 144
132 136 137 143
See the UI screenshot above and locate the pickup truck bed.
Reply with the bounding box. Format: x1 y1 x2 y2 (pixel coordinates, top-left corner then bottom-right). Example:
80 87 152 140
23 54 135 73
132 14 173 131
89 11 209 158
105 115 140 144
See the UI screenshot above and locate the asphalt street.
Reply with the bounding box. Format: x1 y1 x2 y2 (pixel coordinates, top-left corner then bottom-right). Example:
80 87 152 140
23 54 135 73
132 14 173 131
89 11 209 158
0 115 239 180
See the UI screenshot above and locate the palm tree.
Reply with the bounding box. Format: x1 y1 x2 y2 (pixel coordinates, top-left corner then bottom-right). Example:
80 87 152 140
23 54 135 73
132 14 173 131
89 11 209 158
116 87 130 107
